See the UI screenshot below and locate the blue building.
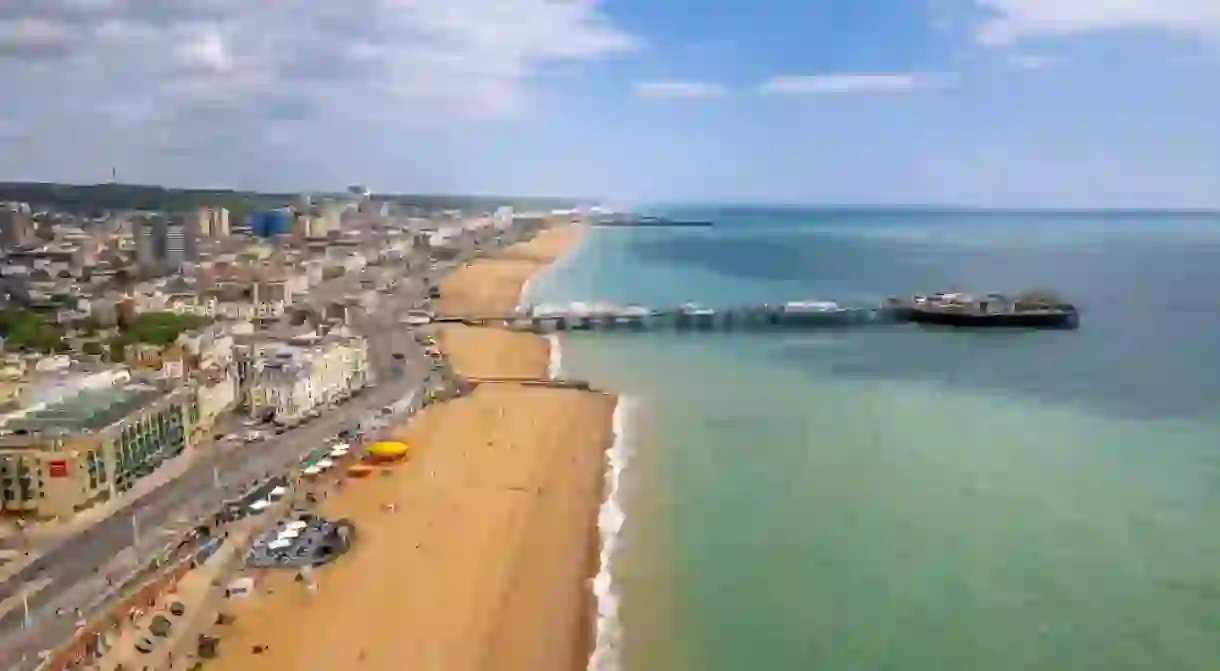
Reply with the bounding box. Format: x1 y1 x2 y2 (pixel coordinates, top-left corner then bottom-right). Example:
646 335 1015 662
248 209 293 238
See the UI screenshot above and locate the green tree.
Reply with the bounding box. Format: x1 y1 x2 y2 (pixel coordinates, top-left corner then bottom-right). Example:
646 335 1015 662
0 309 66 353
118 311 211 346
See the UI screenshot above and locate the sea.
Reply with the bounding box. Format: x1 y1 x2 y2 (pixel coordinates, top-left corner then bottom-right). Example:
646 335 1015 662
521 208 1220 671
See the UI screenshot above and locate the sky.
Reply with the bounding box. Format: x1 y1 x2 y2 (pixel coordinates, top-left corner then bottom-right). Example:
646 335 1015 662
0 0 1219 207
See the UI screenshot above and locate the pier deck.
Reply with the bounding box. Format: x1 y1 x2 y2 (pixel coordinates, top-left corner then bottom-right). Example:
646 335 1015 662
434 302 895 334
430 293 1080 334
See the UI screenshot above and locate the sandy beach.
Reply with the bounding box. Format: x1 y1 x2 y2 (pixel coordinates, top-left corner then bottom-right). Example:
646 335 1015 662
211 222 614 671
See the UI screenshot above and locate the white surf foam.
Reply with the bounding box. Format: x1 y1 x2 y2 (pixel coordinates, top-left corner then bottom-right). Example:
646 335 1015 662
516 274 537 313
546 334 563 380
587 395 634 671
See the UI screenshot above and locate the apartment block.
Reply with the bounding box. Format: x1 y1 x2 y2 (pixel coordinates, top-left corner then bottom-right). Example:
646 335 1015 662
0 383 198 519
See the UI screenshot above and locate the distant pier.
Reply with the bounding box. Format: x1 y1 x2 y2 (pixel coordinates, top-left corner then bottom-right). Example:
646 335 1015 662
590 214 714 228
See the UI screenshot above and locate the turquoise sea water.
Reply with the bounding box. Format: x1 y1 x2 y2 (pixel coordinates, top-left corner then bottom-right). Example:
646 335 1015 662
525 209 1220 671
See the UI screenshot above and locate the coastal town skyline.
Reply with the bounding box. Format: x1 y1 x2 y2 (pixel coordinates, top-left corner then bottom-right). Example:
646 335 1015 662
0 1 1218 208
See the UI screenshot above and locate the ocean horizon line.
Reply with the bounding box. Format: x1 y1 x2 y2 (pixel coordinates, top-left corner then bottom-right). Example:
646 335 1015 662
629 202 1220 217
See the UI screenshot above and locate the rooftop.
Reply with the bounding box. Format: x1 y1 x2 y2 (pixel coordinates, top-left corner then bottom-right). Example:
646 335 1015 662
3 383 167 435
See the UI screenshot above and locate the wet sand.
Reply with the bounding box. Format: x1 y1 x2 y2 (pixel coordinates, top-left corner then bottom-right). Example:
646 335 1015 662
212 223 613 671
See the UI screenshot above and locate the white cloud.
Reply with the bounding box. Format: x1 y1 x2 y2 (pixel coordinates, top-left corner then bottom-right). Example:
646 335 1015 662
0 0 636 182
976 0 1220 45
759 73 942 94
0 18 79 55
1007 53 1063 69
176 29 232 73
633 81 727 99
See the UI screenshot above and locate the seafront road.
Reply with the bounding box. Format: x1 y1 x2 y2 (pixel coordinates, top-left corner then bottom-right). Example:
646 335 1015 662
0 226 521 667
0 269 437 668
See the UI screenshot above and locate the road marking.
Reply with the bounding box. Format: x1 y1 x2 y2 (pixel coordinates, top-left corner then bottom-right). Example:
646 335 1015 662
0 577 50 621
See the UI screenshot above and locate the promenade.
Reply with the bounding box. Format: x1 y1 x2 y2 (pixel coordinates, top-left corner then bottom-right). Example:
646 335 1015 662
0 250 460 671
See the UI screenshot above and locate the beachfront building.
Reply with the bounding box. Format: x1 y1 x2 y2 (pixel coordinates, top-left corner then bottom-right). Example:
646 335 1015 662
245 334 369 423
193 366 239 436
0 382 197 519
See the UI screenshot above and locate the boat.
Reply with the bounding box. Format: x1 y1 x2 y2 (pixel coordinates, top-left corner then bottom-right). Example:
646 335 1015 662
885 290 1079 330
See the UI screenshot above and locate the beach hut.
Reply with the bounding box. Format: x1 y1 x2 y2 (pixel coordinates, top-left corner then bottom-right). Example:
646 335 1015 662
268 486 288 501
366 440 409 464
316 458 335 471
248 499 271 514
301 465 322 477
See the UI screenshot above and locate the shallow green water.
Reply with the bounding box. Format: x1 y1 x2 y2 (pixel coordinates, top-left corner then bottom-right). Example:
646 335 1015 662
529 210 1220 671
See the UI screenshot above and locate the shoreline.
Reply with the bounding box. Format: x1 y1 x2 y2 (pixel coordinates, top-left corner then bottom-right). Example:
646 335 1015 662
514 227 629 671
436 222 616 671
206 222 616 671
438 222 616 671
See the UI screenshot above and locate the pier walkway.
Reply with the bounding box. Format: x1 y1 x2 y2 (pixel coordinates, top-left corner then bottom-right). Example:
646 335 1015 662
434 301 895 334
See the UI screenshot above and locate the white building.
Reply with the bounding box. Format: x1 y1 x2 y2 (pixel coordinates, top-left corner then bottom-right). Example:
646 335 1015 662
131 289 169 313
176 324 235 370
246 334 370 423
168 295 218 318
195 367 239 433
217 301 257 321
166 213 200 268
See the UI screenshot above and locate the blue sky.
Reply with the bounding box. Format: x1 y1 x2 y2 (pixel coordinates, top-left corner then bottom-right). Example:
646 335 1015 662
1 0 1218 207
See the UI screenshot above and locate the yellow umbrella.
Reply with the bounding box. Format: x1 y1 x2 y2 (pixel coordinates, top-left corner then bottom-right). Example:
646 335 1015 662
366 441 409 462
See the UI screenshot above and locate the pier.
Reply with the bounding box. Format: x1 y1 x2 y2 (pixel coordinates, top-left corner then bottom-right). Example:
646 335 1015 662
431 291 1081 334
434 301 895 334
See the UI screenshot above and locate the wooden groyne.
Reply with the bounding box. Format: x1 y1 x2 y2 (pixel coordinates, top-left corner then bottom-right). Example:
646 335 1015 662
463 376 599 392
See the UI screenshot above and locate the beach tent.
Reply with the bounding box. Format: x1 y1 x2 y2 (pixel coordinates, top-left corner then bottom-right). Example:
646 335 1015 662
283 520 308 530
248 499 270 513
268 486 288 500
366 440 410 463
268 539 292 550
301 465 322 476
277 528 301 539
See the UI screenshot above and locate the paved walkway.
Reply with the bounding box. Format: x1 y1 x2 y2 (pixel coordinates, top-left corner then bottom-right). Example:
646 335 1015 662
95 509 277 671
